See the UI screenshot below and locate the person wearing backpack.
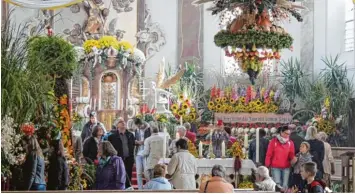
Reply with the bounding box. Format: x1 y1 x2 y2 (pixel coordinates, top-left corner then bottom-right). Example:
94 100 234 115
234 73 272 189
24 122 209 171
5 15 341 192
265 126 295 189
300 162 326 193
95 141 126 190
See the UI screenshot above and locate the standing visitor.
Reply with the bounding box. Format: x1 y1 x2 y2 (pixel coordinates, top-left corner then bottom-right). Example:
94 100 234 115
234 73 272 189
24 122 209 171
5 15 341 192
317 132 335 187
143 164 173 190
108 118 135 189
199 164 233 193
300 162 326 193
134 118 151 189
290 142 313 191
81 111 106 142
305 126 325 180
184 122 196 143
72 131 83 163
23 136 46 191
142 122 166 180
169 125 188 156
167 139 197 190
253 166 276 191
103 117 123 140
83 125 104 163
289 124 304 154
265 125 295 189
212 120 229 158
95 141 126 190
47 140 69 190
249 128 269 166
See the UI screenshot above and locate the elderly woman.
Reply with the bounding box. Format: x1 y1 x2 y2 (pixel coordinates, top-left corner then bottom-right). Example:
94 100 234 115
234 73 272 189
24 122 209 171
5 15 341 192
317 132 335 187
169 125 188 156
83 125 105 163
254 166 276 191
265 125 295 189
199 165 234 193
305 126 325 180
143 164 173 190
95 141 126 190
167 139 197 189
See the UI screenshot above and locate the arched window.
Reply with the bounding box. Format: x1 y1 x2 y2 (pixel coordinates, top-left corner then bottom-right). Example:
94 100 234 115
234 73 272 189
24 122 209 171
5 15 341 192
99 71 121 110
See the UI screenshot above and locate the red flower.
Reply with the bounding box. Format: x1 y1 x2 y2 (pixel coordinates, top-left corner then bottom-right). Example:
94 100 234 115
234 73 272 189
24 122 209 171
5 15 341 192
94 159 99 166
21 123 35 136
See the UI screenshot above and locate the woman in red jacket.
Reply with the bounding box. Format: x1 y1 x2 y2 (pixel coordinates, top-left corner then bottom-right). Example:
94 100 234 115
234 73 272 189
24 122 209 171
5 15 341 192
265 126 295 189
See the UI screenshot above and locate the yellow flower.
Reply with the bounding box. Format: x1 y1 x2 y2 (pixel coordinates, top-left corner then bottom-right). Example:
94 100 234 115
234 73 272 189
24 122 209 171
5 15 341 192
178 111 184 116
240 97 246 103
116 40 133 52
83 39 100 53
190 113 196 120
182 102 189 110
208 101 215 107
171 104 178 111
98 36 119 49
173 110 178 115
230 98 236 104
255 100 262 107
215 104 222 111
222 97 227 103
215 98 221 103
179 94 184 100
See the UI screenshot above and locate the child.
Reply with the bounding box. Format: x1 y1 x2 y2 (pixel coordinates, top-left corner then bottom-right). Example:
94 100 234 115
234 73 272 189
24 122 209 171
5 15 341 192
291 142 313 191
300 162 326 193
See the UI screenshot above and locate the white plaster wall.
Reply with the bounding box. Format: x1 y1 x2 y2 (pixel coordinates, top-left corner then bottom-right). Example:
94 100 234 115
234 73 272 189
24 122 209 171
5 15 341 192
143 0 178 80
281 17 302 62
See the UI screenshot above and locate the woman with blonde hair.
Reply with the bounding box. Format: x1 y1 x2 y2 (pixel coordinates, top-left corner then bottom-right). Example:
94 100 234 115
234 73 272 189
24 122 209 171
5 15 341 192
317 132 335 187
23 136 46 190
143 164 173 190
305 126 325 180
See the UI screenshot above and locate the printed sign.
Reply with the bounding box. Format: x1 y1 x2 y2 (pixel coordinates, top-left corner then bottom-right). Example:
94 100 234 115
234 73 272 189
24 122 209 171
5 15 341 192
214 113 292 123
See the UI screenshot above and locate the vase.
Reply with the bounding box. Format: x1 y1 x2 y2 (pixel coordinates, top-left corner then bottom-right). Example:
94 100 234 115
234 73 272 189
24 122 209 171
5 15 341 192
106 57 117 68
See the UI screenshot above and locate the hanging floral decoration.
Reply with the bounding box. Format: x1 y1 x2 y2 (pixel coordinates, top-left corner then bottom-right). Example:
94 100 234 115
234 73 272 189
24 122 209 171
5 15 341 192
208 85 280 113
171 94 198 122
311 97 336 134
55 94 73 156
194 0 304 84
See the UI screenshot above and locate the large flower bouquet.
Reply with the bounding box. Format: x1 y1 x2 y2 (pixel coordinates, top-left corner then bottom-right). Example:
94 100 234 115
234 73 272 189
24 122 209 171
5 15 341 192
188 139 198 158
171 94 198 122
311 97 336 134
227 140 245 159
208 85 280 113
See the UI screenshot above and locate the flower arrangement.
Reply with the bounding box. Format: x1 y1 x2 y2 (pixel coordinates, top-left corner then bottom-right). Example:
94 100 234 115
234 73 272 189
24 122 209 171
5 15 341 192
56 95 73 156
68 163 83 190
311 97 336 134
1 116 24 167
188 139 198 158
83 39 100 53
98 36 119 49
227 140 245 159
208 85 280 113
171 94 198 122
21 123 36 136
83 36 134 54
238 181 254 189
155 114 169 123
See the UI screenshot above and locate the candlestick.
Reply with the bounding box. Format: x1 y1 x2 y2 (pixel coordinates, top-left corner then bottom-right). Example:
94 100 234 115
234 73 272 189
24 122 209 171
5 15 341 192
199 141 203 158
244 133 249 148
163 127 167 162
256 128 260 163
180 116 183 125
221 141 226 158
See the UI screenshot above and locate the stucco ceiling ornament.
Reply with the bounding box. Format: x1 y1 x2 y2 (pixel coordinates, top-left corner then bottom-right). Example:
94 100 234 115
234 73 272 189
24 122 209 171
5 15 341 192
112 0 135 13
136 7 166 58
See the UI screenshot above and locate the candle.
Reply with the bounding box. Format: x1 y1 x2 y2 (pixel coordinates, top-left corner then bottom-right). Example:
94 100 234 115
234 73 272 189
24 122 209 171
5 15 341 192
221 141 225 158
256 128 260 163
180 116 183 125
199 141 203 158
163 127 167 161
244 133 249 148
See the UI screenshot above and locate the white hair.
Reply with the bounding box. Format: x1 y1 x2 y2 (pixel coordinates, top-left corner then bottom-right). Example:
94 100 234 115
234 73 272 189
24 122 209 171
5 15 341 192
176 125 186 133
305 126 318 140
317 131 328 142
256 166 270 178
211 165 226 178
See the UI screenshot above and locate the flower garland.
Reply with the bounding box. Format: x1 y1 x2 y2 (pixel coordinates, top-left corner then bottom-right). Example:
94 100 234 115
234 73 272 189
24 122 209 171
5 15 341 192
56 95 73 156
171 94 198 122
208 86 280 113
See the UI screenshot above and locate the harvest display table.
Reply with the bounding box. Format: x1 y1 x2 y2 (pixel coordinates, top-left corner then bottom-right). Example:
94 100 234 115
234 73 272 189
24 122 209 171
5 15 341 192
159 158 256 175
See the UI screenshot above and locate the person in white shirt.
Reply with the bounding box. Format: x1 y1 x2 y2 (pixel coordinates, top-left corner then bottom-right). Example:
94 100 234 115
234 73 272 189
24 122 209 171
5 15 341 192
169 125 188 157
254 166 276 191
317 132 335 187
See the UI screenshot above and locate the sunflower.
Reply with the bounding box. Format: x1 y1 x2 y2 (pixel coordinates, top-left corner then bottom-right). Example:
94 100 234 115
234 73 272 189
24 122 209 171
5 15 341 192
191 107 196 113
181 102 189 110
178 110 184 117
190 113 196 120
215 98 221 103
230 98 236 104
255 100 262 107
222 97 227 103
215 104 222 110
171 104 178 111
240 97 246 103
173 110 178 115
179 94 184 100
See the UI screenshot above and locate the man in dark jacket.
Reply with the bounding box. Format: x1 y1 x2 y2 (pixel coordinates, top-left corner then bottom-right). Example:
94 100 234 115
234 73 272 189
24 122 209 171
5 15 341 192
81 111 106 142
249 129 269 166
108 118 135 189
289 124 304 154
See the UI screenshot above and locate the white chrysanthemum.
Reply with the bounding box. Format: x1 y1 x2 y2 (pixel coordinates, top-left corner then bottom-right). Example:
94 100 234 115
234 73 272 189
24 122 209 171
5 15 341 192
132 48 146 63
264 128 269 134
243 128 249 133
270 127 277 134
250 128 256 134
1 116 23 165
237 128 244 134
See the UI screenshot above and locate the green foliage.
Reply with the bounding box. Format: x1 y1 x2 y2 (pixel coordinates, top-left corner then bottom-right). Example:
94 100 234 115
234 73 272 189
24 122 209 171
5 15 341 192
280 58 310 102
27 35 78 79
1 13 55 125
214 29 293 49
